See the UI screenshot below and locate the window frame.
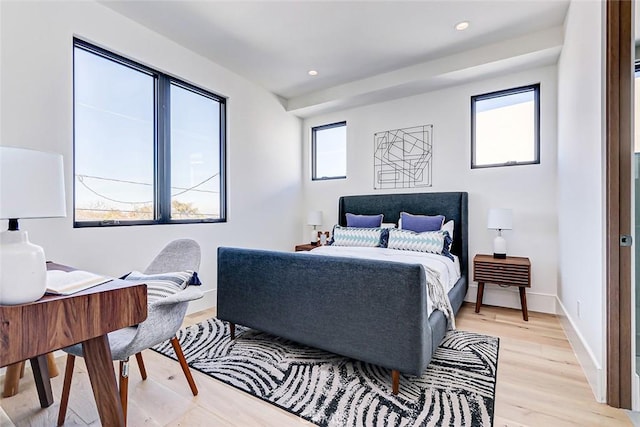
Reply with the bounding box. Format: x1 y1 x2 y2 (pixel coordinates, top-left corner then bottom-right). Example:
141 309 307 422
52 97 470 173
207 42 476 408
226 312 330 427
634 61 640 152
311 121 347 181
470 83 540 169
72 38 227 228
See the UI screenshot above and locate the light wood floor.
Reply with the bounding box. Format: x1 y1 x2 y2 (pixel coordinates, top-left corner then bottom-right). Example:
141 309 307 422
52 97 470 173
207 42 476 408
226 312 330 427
0 303 633 426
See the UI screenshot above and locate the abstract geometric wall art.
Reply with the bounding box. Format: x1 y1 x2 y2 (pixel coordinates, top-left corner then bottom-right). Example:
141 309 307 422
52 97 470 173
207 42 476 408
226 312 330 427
374 124 433 189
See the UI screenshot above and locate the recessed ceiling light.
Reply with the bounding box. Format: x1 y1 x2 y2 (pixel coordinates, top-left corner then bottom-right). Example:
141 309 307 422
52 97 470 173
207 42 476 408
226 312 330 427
308 70 318 76
455 21 470 31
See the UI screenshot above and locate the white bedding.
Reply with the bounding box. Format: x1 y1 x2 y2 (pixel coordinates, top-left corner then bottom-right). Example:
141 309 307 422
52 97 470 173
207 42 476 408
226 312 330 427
306 246 461 320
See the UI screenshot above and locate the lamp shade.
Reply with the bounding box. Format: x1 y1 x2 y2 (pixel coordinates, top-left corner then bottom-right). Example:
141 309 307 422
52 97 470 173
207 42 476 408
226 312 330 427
0 146 66 219
307 210 323 227
487 208 512 230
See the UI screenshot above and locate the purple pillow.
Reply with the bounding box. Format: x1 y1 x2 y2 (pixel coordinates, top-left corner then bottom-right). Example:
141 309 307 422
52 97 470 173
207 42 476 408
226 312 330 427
346 213 383 228
400 212 444 232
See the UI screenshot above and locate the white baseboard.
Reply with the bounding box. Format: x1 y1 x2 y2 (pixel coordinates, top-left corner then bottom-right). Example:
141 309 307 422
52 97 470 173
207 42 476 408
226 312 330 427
465 283 557 314
633 371 640 411
556 297 605 402
187 288 216 314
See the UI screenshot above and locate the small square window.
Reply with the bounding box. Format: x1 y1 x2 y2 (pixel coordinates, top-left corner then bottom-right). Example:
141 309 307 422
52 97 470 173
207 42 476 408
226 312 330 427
471 84 540 168
312 121 346 180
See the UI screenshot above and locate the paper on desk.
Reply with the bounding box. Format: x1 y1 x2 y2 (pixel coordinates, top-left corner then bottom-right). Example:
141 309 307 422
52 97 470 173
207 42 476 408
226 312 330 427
46 270 112 295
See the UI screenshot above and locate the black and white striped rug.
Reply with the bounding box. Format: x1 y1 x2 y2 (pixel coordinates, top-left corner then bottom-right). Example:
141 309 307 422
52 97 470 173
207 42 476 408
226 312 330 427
154 318 499 426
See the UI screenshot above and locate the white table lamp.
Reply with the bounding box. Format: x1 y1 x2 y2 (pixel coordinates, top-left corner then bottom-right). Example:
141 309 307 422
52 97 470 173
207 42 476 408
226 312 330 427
487 208 512 259
307 210 323 244
0 147 66 305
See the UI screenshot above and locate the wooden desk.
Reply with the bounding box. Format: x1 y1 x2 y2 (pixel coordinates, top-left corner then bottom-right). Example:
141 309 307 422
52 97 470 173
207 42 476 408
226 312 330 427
0 262 147 426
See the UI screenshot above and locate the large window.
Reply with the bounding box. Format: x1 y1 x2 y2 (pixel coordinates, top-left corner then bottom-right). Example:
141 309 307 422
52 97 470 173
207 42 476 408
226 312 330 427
471 84 540 168
312 121 346 180
73 39 226 227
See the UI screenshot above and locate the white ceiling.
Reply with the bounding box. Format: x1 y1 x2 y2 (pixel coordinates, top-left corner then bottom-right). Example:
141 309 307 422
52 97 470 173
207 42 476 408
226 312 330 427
100 0 570 117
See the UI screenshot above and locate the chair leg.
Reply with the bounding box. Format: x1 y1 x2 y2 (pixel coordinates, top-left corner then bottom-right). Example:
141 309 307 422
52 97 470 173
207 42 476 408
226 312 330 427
119 359 129 427
46 353 60 378
134 352 148 380
57 355 76 426
2 362 24 397
229 322 235 340
170 336 198 396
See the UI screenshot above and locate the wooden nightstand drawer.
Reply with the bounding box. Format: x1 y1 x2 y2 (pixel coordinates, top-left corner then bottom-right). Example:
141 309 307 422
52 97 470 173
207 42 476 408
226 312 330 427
474 262 529 286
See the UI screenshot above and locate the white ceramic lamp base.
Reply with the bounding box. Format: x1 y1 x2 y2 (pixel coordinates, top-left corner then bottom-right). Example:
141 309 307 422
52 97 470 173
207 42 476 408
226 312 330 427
493 234 507 259
0 230 47 305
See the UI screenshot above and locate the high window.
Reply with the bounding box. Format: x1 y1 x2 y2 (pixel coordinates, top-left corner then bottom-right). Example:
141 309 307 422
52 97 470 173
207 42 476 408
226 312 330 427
471 84 540 168
73 39 226 227
312 121 347 180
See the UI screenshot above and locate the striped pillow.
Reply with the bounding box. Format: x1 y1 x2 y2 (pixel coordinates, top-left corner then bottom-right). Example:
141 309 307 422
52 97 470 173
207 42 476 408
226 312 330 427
124 270 193 303
388 228 448 256
331 225 383 247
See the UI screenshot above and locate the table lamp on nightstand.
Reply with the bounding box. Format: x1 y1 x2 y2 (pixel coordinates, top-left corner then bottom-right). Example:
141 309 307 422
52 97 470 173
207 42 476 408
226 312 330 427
307 210 323 244
487 208 512 259
0 146 66 305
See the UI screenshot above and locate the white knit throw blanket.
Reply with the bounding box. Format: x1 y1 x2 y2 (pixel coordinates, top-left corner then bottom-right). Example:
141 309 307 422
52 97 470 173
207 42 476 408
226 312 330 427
423 264 456 329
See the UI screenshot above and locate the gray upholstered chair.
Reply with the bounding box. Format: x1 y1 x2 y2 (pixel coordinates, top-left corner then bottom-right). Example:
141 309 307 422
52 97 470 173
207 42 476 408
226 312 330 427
57 239 203 426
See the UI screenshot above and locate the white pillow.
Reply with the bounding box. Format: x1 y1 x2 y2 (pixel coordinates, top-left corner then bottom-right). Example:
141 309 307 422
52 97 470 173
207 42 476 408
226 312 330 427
441 220 454 239
441 220 454 251
381 222 396 229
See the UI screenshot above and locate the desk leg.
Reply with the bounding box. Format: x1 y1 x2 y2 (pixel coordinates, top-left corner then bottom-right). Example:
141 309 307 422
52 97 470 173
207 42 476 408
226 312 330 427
475 282 485 313
30 355 53 408
82 335 125 427
519 287 529 321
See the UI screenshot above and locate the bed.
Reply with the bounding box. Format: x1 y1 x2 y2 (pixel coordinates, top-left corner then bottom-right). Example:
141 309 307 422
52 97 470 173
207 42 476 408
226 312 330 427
217 191 468 394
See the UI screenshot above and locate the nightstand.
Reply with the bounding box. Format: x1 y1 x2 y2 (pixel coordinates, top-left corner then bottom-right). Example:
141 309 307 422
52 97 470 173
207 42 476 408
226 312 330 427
473 254 531 321
294 243 319 252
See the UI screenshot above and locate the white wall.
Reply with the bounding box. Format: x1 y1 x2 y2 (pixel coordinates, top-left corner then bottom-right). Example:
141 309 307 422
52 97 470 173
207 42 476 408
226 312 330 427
0 1 302 311
556 0 605 402
302 66 559 314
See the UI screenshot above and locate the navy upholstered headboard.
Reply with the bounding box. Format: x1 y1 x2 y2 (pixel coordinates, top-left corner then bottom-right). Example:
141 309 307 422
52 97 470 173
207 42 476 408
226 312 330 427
338 192 469 277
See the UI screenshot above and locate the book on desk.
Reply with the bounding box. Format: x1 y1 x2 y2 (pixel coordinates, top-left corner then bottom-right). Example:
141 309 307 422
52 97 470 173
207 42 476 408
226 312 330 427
46 270 112 295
